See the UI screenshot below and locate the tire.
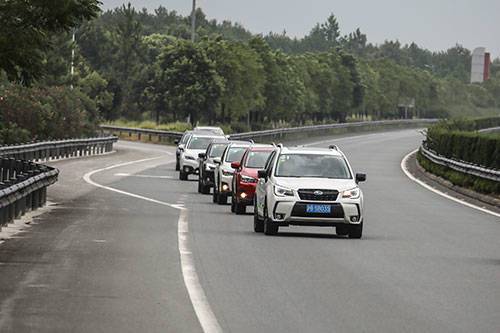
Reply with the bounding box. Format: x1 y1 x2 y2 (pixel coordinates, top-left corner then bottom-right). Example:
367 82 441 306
175 157 180 171
348 223 363 239
217 193 227 205
212 185 218 203
197 180 202 193
235 201 246 215
336 225 349 236
254 200 264 233
263 201 278 235
179 170 188 181
231 197 235 212
201 184 210 194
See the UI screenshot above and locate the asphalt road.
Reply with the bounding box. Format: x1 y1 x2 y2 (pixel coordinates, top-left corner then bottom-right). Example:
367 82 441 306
0 130 498 333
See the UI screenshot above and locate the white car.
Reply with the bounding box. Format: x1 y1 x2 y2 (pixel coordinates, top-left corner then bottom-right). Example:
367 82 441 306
254 145 366 237
194 126 225 136
179 133 225 180
212 141 252 204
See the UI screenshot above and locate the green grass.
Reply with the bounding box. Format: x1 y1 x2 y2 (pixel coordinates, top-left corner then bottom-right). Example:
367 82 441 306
417 151 500 195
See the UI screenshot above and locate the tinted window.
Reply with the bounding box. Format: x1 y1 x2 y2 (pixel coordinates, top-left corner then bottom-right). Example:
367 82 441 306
181 133 191 144
188 137 213 150
245 151 273 168
209 143 228 158
225 147 247 162
275 154 351 179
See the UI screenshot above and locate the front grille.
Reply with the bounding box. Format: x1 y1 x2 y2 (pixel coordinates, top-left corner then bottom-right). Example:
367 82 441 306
291 203 344 218
298 189 339 201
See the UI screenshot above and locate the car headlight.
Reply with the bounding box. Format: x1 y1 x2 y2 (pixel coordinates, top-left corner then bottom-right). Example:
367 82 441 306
222 169 234 177
205 163 216 171
241 175 257 183
185 155 196 161
341 187 360 199
274 185 294 197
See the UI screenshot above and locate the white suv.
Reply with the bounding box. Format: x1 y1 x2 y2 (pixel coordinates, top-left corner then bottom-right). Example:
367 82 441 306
254 145 366 238
213 141 252 204
179 133 225 180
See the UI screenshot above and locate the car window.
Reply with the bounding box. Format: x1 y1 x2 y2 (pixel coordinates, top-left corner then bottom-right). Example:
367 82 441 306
181 134 191 145
187 137 213 150
265 151 277 175
209 143 228 158
225 147 247 162
245 151 273 169
275 154 352 179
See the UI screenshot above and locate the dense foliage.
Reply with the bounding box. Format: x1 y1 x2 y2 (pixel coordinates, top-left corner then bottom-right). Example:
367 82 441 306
426 117 500 169
1 3 500 143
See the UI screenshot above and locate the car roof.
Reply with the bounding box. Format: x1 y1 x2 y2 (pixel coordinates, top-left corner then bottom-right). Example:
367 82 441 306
247 145 275 151
190 133 225 139
279 146 343 157
227 141 253 147
209 139 229 145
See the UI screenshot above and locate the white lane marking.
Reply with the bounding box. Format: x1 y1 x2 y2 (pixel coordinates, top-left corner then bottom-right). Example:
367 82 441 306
114 173 173 179
401 150 500 218
83 157 222 333
178 209 223 333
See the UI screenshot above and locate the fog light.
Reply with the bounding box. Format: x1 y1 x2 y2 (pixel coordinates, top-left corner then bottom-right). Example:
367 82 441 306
350 216 359 222
275 213 285 220
222 184 229 191
240 192 247 199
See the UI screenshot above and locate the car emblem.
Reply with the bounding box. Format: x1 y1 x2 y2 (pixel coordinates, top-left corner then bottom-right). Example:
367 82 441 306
313 190 323 196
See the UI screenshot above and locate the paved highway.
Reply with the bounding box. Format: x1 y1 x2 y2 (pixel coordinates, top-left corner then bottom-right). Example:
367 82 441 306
0 130 498 332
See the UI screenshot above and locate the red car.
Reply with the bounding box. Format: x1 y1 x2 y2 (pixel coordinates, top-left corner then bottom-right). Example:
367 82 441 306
230 146 275 214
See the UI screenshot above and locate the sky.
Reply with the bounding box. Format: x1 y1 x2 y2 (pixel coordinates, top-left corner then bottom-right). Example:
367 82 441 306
102 0 500 58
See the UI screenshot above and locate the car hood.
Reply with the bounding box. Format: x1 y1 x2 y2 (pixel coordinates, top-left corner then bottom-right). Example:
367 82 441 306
184 149 205 158
274 177 357 192
241 168 259 178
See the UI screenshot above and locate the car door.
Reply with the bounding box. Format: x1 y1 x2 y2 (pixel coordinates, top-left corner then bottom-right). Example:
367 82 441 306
256 151 276 216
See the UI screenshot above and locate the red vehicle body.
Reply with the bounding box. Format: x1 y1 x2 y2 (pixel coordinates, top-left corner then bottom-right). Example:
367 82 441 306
231 146 275 214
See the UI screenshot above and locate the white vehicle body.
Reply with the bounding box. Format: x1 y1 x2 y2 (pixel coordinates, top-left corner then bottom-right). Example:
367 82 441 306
194 126 225 136
179 134 225 180
254 146 366 237
213 141 252 204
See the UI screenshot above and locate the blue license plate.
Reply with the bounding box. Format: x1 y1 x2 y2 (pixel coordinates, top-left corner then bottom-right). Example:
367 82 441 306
306 204 331 214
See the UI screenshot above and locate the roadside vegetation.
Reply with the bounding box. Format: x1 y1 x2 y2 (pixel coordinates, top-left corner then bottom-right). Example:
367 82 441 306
1 1 500 144
418 117 500 195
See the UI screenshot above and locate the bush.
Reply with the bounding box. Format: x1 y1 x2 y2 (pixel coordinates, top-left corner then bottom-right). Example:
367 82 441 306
426 117 500 169
0 83 99 144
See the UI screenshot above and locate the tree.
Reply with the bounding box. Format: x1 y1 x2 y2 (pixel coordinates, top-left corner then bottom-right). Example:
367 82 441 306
0 0 100 83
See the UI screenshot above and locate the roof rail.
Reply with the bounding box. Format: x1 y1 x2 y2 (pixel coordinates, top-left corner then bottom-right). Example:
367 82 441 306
329 144 339 151
277 143 284 149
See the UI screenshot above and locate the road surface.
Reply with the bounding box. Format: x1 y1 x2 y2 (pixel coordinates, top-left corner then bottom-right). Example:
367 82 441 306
0 130 498 332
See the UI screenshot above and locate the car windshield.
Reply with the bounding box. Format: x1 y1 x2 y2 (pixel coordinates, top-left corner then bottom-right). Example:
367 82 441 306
275 154 352 179
225 147 247 163
209 144 228 158
188 137 213 150
245 151 273 168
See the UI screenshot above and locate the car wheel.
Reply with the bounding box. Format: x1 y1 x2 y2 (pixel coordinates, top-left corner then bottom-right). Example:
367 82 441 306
263 201 278 235
253 200 264 232
336 225 349 236
201 184 210 194
348 222 363 239
179 170 188 181
231 197 235 212
217 193 227 205
235 202 246 215
197 180 202 193
175 157 180 171
212 185 218 203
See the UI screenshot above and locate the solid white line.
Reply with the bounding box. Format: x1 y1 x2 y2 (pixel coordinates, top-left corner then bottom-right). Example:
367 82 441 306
114 173 173 179
401 150 500 218
82 157 222 333
178 209 223 333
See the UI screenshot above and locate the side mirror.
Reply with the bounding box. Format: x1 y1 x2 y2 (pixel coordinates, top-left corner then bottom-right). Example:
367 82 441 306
356 173 366 183
257 170 268 179
198 153 206 159
213 157 221 165
231 161 241 169
179 146 184 152
174 139 179 145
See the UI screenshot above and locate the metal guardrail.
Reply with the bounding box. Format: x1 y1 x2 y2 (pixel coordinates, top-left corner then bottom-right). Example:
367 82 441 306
420 144 500 182
0 158 59 227
478 126 500 134
0 136 118 161
100 125 183 141
0 136 118 230
101 119 438 142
